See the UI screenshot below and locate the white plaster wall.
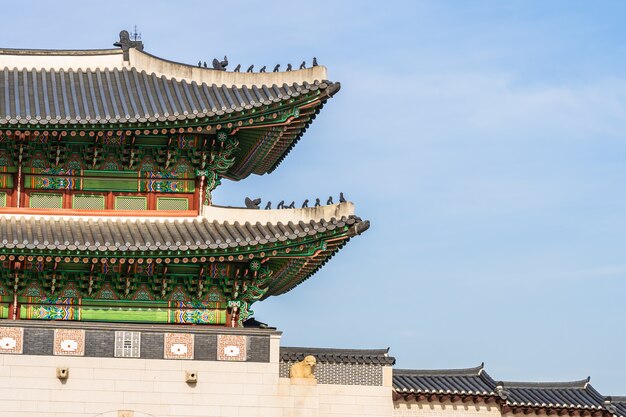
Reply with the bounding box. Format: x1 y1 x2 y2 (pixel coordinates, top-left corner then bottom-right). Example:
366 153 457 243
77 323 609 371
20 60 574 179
393 401 502 417
0 353 392 417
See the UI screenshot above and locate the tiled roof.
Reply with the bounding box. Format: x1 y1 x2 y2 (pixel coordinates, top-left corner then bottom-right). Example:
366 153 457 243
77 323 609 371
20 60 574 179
280 347 396 365
606 397 626 417
497 379 605 410
393 365 618 413
0 67 337 126
0 214 363 253
393 364 496 396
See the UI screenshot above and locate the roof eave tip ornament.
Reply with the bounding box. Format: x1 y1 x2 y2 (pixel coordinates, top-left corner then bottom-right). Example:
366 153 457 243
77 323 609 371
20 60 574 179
113 29 144 62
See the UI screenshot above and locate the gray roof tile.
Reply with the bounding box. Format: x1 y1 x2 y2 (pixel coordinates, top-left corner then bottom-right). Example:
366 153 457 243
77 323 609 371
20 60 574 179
0 215 362 253
280 347 395 365
0 67 335 126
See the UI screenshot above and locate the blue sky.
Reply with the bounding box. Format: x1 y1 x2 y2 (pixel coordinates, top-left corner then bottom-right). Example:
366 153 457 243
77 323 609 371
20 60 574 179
2 0 626 393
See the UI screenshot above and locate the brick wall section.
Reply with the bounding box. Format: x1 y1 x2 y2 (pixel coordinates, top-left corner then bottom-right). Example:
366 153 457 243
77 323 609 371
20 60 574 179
140 332 165 359
280 360 384 386
194 334 218 361
248 335 270 362
85 330 115 357
23 327 54 356
3 323 273 363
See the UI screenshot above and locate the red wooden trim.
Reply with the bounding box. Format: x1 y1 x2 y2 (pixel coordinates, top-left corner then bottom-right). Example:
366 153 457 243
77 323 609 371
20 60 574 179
0 208 199 217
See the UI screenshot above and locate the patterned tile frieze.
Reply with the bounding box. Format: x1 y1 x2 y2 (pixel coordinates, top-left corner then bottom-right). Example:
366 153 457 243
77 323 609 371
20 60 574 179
164 333 194 360
115 331 141 358
279 361 384 386
217 335 247 361
0 326 23 354
0 326 271 362
53 329 85 356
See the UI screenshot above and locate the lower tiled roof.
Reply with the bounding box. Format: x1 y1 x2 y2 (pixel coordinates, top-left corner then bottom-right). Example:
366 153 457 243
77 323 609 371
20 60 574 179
497 379 605 410
393 364 495 396
394 365 618 414
280 347 395 365
0 214 362 253
606 397 626 417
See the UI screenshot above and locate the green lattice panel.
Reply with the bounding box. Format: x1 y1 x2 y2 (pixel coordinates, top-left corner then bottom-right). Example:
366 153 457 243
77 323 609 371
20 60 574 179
157 197 189 211
29 193 63 209
115 196 147 211
73 194 106 210
0 192 6 207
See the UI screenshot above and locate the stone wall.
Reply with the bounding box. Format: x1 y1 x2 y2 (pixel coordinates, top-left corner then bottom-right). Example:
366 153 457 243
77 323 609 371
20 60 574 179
0 321 394 417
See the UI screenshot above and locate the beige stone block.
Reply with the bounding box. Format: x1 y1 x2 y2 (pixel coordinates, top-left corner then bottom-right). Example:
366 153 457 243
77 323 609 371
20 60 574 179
220 405 240 417
123 390 168 405
247 362 277 374
84 402 125 415
284 408 319 417
243 383 279 396
194 360 248 373
100 357 146 370
63 377 116 391
319 384 389 397
168 404 221 416
355 394 393 405
318 395 357 405
292 394 319 410
0 400 22 413
144 358 183 371
122 404 170 417
289 383 319 398
94 367 144 381
225 370 264 384
259 394 293 408
36 400 85 413
328 403 364 415
3 354 55 366
363 404 393 416
382 366 393 387
140 369 181 382
115 379 154 393
259 406 284 417
0 387 52 401
269 334 281 363
263 372 280 385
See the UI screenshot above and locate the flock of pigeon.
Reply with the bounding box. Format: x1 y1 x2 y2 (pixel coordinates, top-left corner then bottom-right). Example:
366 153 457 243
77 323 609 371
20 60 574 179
245 193 346 210
197 56 319 72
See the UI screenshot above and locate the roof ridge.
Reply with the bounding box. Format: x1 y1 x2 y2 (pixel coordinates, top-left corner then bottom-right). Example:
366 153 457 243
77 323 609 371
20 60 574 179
393 363 485 376
280 346 390 355
606 396 626 404
498 377 591 389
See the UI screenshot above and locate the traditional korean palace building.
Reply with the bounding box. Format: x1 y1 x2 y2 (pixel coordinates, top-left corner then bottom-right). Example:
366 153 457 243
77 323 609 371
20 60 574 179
0 31 622 417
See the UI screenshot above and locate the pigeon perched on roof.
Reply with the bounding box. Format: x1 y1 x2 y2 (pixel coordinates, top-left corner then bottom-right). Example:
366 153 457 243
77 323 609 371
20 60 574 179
327 196 333 205
246 64 254 73
339 192 346 203
264 201 271 210
299 61 306 69
273 64 280 72
277 200 285 209
198 61 202 67
286 63 292 71
314 198 321 207
312 57 318 66
234 64 241 72
245 197 261 209
260 66 267 73
203 61 207 68
301 199 309 208
287 201 295 209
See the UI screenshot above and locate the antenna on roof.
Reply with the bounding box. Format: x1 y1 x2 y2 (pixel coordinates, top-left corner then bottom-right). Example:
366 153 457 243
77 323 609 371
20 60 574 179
131 25 142 42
